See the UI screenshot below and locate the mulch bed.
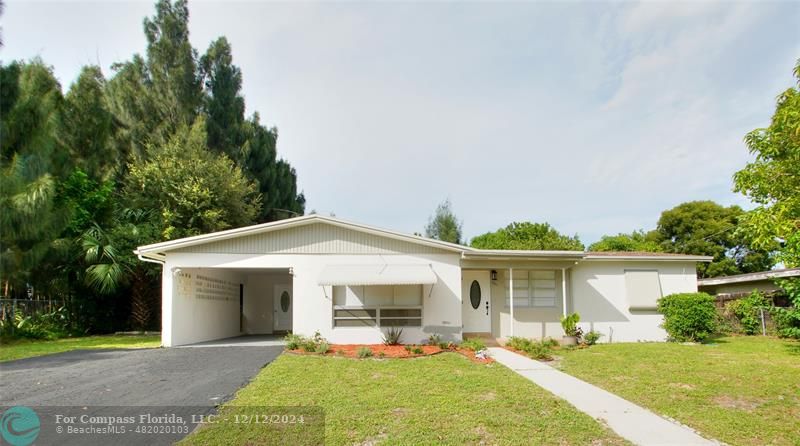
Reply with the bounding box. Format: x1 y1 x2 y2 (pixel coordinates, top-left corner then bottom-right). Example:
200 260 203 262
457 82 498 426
287 344 494 364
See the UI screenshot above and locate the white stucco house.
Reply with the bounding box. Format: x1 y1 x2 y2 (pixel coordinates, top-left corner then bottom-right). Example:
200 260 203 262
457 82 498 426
135 215 711 347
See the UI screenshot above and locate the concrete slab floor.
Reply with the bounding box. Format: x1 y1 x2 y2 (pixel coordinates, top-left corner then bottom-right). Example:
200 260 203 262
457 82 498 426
178 334 286 348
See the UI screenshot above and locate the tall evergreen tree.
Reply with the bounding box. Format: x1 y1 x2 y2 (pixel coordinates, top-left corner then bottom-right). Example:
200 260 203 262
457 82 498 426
0 61 68 295
107 0 202 159
425 199 463 244
201 37 245 158
143 0 202 129
201 39 305 222
106 55 158 162
61 66 119 181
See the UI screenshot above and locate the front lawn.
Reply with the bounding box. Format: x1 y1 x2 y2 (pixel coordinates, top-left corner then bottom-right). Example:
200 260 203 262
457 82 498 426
556 336 800 446
0 334 161 362
182 352 628 445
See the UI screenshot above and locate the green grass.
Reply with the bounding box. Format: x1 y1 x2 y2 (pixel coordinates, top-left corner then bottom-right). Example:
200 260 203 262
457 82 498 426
182 353 628 445
556 336 800 446
0 334 161 362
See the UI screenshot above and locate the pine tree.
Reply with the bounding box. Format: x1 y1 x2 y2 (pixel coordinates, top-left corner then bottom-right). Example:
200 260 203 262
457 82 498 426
62 66 119 181
0 61 68 295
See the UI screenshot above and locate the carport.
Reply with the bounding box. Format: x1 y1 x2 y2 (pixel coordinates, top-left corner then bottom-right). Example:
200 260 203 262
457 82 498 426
163 267 293 347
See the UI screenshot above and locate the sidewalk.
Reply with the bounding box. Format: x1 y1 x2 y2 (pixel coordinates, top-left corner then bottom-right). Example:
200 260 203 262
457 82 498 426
488 347 719 446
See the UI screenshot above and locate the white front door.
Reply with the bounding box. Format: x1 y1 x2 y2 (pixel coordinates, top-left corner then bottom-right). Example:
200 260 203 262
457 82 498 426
273 285 292 331
462 271 491 333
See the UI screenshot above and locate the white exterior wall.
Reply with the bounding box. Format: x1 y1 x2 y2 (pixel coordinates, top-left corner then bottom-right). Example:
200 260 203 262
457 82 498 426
162 251 462 346
570 261 698 342
162 267 244 346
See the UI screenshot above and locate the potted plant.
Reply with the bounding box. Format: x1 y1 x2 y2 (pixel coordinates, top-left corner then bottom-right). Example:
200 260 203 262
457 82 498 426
560 312 582 346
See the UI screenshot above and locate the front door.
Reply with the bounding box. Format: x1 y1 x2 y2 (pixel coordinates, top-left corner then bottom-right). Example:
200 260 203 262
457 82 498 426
462 271 491 333
273 285 292 331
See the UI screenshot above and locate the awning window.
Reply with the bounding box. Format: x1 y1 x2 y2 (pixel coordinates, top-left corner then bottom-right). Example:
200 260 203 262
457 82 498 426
317 264 437 286
625 270 662 311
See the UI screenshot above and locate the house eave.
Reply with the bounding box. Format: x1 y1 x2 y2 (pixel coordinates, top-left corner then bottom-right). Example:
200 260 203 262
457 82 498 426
697 268 800 286
462 250 585 261
583 254 714 262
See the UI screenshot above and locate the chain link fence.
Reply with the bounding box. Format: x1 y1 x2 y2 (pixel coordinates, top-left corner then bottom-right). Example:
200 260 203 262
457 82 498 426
714 292 785 336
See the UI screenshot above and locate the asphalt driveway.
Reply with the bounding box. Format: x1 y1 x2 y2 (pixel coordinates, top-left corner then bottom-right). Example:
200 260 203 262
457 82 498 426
1 345 283 406
0 345 283 445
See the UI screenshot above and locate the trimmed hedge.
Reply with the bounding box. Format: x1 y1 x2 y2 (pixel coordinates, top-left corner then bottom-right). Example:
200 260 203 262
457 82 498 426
657 292 717 342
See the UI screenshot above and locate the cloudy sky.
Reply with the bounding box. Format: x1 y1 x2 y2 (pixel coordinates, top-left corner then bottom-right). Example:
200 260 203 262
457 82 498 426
3 1 798 244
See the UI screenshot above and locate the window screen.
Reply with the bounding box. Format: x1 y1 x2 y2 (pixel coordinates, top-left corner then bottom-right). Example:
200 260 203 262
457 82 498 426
504 270 558 307
332 285 422 328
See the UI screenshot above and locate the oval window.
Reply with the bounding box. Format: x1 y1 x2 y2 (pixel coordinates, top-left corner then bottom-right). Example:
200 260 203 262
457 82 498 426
469 280 481 310
280 291 290 312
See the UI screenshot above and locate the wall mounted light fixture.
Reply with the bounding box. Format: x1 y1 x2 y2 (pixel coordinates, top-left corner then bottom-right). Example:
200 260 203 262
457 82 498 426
490 270 498 281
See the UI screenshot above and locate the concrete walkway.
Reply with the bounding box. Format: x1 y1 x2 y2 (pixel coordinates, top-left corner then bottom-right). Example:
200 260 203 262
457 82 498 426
489 347 718 446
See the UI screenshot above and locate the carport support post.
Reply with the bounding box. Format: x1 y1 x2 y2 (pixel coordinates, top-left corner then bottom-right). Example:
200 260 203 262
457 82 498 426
561 268 567 317
509 268 514 338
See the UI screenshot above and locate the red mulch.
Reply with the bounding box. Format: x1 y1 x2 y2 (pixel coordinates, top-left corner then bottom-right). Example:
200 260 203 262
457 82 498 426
287 344 494 364
332 344 442 358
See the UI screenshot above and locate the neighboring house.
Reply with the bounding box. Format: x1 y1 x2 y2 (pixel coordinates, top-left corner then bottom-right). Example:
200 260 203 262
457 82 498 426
698 268 799 304
135 215 711 347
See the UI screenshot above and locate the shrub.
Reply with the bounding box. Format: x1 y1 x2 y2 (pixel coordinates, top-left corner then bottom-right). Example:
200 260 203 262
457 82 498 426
438 342 452 350
541 337 559 348
506 336 533 351
404 345 413 353
725 291 769 335
310 331 326 345
657 292 717 342
427 333 442 345
560 312 582 339
0 306 77 340
460 338 486 351
356 347 373 358
526 340 554 360
315 342 330 354
285 331 330 352
378 351 386 358
411 346 424 355
383 327 403 345
584 330 603 346
773 278 800 339
506 337 554 360
284 333 303 350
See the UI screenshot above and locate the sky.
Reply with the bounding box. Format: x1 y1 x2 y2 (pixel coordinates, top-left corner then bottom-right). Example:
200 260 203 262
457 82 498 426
3 0 799 245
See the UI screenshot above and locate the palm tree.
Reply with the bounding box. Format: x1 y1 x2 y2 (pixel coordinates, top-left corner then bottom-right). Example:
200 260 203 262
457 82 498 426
81 209 159 330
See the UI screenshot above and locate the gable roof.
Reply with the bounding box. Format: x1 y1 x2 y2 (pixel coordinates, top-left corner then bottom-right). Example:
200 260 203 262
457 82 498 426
135 215 713 263
135 214 470 259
